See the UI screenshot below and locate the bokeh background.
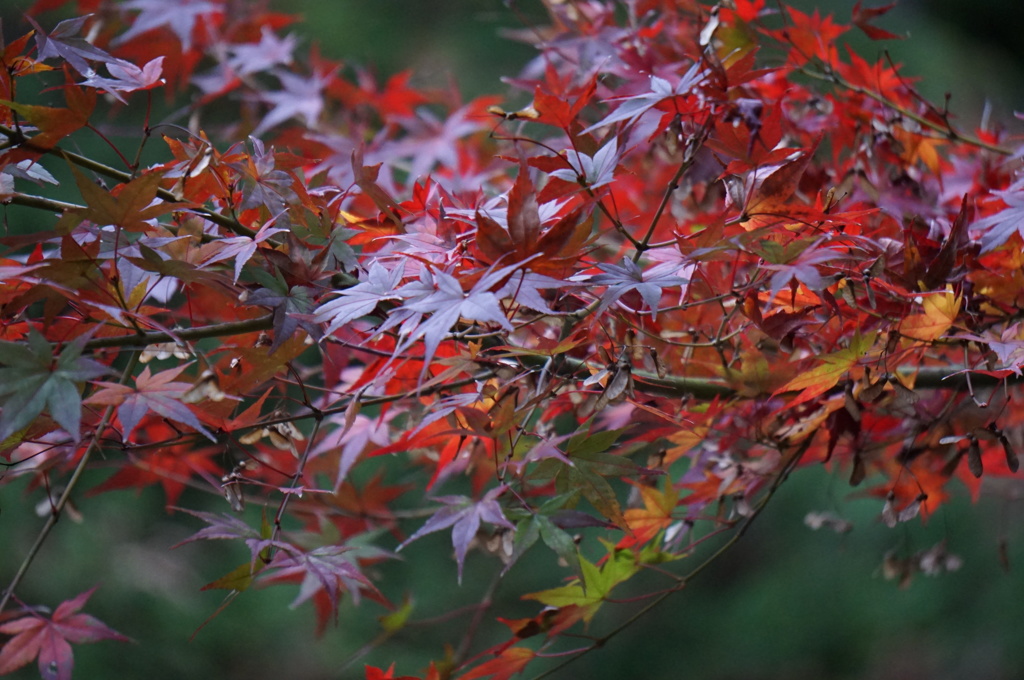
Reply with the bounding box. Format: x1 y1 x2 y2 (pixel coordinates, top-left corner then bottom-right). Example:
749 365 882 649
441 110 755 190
2 1 1024 679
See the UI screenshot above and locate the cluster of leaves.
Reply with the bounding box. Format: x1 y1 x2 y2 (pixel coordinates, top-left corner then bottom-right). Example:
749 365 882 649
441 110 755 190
1 0 1023 678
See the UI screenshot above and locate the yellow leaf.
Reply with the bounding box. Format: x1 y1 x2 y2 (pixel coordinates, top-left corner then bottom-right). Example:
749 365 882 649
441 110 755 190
623 480 678 544
899 288 961 342
665 424 707 465
774 332 877 408
522 550 638 624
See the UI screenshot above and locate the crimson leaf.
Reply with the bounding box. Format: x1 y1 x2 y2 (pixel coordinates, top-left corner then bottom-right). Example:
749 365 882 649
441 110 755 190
87 365 216 442
0 587 129 680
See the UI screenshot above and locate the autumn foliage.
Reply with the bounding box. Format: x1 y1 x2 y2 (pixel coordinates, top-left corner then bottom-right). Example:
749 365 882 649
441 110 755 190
1 1 1023 678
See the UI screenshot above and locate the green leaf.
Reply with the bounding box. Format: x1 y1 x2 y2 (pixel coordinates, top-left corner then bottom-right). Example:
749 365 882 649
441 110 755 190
537 515 581 578
0 328 108 442
377 596 415 634
522 548 638 623
202 561 264 592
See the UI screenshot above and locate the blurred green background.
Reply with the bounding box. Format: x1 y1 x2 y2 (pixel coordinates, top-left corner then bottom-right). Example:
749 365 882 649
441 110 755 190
2 1 1024 679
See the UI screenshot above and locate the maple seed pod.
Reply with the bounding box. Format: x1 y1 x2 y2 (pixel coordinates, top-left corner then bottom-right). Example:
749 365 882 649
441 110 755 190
881 491 898 528
140 342 190 363
239 428 267 445
966 438 984 478
804 511 853 534
221 471 245 512
487 104 539 121
181 370 227 403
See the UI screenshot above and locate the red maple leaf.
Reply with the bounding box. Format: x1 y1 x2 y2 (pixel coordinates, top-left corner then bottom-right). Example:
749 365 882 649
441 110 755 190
0 588 129 680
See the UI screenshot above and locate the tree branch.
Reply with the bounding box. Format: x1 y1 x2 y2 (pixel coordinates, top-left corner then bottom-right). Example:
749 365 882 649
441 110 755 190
83 314 275 351
0 124 256 237
0 351 142 616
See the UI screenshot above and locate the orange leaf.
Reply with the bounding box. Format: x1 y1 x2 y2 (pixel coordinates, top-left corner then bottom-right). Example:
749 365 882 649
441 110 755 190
619 479 678 548
458 647 536 680
898 288 961 343
774 332 876 408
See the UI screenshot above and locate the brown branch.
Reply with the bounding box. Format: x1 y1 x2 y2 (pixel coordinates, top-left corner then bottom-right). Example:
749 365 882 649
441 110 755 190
0 124 256 237
83 314 275 351
2 192 84 214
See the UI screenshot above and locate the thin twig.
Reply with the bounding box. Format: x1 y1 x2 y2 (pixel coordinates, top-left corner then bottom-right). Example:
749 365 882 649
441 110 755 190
0 351 142 615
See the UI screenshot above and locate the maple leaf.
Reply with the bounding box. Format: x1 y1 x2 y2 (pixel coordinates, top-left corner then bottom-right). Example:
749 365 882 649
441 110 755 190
0 327 109 443
230 137 299 214
388 100 491 181
522 549 639 623
588 258 690 319
365 663 426 680
86 364 216 442
956 323 1024 376
260 544 377 609
28 14 118 77
774 6 848 66
87 447 219 507
549 138 620 190
852 2 902 41
533 425 651 528
310 412 393 489
387 263 519 370
254 68 332 135
504 497 583 578
457 646 536 680
175 508 282 566
115 0 220 51
618 478 679 549
898 288 961 343
761 241 849 305
972 177 1024 252
734 142 820 226
227 26 297 76
246 284 321 352
397 486 515 584
581 62 706 134
0 588 129 680
471 167 591 275
773 331 877 408
0 83 95 155
315 262 405 337
199 219 288 283
79 57 165 103
0 160 59 191
57 166 180 235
